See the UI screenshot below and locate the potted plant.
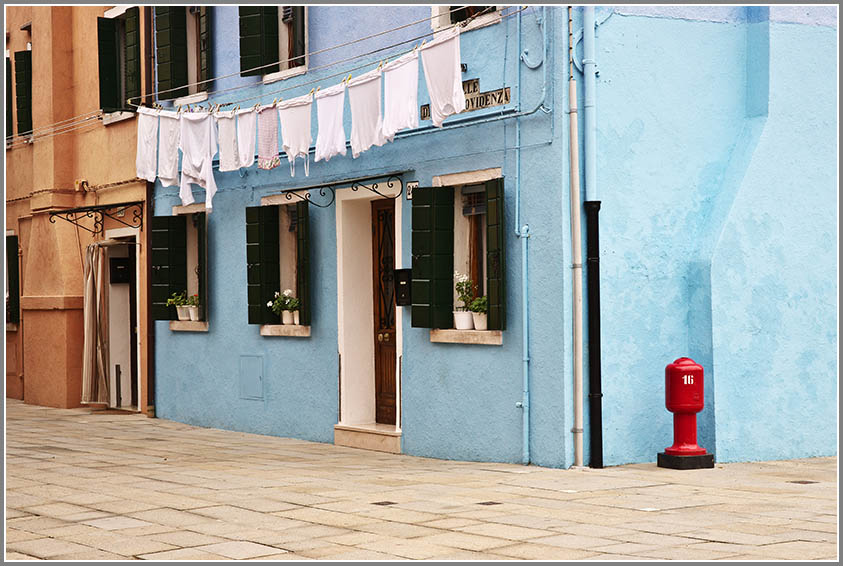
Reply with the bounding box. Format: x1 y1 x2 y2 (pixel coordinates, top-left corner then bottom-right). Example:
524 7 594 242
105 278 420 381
186 294 202 321
287 296 301 325
469 296 488 330
268 289 300 325
453 271 475 330
167 291 189 321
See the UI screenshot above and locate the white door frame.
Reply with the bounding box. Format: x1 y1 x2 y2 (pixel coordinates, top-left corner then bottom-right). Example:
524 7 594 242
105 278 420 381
335 182 403 431
105 227 141 410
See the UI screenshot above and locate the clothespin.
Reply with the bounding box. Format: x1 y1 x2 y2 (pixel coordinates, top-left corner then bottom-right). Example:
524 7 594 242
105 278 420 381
309 87 314 96
272 98 277 106
345 73 352 84
377 60 383 71
177 104 182 113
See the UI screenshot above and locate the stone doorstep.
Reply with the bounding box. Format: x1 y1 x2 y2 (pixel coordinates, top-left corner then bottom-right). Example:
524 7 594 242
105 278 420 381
334 424 401 454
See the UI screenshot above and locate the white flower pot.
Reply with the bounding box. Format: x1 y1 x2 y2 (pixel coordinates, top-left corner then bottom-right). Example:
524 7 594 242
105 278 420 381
176 306 190 321
453 311 474 330
472 312 488 330
282 310 295 325
293 310 300 325
188 306 201 321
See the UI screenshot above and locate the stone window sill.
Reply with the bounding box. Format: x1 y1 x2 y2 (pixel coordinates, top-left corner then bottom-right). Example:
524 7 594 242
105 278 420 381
170 321 209 332
102 111 135 126
262 65 307 85
430 329 502 345
260 324 311 337
173 91 209 107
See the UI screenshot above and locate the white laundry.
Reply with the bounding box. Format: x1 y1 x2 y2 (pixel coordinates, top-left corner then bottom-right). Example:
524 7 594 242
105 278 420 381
347 68 385 158
215 110 239 172
278 93 313 176
420 26 466 127
179 112 219 210
382 51 419 141
236 107 257 169
257 105 280 170
157 110 181 188
135 106 159 182
315 82 347 163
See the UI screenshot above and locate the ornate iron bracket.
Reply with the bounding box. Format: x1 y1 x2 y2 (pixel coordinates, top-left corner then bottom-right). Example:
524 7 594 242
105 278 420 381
282 186 336 208
49 202 144 235
350 176 404 200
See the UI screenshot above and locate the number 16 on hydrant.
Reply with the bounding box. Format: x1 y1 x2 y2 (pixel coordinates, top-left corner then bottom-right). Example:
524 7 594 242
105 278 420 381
658 357 715 469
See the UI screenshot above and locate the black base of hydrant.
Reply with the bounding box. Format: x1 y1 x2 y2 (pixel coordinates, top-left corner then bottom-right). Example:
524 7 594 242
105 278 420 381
657 452 714 470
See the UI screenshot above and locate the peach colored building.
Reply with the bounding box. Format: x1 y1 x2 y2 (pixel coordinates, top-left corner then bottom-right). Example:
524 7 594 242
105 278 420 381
6 5 154 414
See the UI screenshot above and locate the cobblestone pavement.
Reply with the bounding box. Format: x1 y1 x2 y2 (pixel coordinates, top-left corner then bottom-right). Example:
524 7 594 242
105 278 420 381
4 400 837 561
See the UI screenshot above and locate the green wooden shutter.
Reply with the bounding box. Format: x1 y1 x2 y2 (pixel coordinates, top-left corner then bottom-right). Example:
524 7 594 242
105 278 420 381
6 58 13 138
150 215 187 320
199 7 211 86
6 235 20 324
124 7 141 106
295 201 311 326
411 187 454 328
155 6 189 100
486 178 506 330
195 212 207 322
291 6 306 68
96 18 119 112
13 51 32 135
245 206 280 325
239 7 279 77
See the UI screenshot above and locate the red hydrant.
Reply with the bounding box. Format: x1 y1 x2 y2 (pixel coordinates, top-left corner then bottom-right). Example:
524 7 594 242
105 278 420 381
658 357 714 469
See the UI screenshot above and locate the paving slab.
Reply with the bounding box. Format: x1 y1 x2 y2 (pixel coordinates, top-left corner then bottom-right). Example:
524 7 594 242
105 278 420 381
4 399 837 562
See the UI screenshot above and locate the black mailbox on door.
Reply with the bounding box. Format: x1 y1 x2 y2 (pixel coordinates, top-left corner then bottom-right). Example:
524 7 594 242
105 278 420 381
394 268 411 306
109 257 131 284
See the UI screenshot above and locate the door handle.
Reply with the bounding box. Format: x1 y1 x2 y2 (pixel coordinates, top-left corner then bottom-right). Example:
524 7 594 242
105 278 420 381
384 332 390 341
377 333 384 342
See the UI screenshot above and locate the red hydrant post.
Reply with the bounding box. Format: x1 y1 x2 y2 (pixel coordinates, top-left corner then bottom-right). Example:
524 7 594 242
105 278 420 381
657 357 714 469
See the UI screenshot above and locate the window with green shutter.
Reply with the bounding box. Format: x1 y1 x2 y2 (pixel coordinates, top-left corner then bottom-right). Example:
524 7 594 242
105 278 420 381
155 6 189 100
6 58 14 139
245 203 312 328
150 215 188 320
198 7 211 86
98 7 141 112
240 6 307 77
239 7 279 77
485 178 506 330
6 235 20 324
411 178 507 332
151 213 209 323
411 187 455 329
13 51 32 135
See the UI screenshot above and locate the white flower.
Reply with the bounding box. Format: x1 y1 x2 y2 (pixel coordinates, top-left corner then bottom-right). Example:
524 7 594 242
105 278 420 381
283 289 294 297
274 291 279 297
266 301 273 308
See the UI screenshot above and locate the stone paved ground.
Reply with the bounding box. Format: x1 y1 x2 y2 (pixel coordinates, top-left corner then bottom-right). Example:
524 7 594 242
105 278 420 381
4 399 837 561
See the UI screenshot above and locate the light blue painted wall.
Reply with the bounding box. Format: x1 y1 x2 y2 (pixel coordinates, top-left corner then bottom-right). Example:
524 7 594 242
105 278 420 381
153 6 837 469
154 7 573 468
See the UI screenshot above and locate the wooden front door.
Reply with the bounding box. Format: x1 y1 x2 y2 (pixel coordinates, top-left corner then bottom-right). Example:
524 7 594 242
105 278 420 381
372 199 396 425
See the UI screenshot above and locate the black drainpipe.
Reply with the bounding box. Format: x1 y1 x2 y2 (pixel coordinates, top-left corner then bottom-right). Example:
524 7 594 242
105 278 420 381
584 200 603 468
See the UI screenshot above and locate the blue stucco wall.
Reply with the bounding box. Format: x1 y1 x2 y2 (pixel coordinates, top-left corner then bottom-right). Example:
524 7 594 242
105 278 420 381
153 6 837 468
154 6 574 468
585 7 837 465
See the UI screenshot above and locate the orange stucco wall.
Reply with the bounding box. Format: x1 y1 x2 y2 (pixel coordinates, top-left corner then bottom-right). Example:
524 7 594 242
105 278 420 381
6 6 151 412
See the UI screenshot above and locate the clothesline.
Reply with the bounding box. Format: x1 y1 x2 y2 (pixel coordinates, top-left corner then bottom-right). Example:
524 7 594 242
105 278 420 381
132 4 481 103
132 5 513 113
5 6 487 147
136 26 471 213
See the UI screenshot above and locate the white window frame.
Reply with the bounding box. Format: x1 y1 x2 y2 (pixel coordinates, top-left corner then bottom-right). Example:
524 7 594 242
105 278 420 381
431 5 503 33
263 7 308 85
103 5 137 125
